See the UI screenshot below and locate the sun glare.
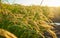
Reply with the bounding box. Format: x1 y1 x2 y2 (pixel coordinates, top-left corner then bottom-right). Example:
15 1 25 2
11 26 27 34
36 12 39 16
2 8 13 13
14 0 60 6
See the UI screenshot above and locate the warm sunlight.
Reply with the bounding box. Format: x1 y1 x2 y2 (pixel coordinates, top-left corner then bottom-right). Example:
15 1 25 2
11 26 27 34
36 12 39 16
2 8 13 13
1 0 60 38
14 0 60 6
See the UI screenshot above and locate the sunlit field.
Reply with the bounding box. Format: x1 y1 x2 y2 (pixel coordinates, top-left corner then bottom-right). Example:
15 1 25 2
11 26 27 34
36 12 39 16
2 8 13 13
0 0 60 38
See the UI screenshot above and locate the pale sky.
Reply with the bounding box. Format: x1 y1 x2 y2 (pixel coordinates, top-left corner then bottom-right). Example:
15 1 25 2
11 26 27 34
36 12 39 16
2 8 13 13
4 0 60 6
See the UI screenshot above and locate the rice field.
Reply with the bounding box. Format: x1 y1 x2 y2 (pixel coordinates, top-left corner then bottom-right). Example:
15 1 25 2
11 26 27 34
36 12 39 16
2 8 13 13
0 3 59 38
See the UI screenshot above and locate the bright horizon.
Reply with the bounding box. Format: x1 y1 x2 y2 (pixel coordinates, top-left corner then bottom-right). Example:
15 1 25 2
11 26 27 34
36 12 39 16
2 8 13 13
3 0 60 6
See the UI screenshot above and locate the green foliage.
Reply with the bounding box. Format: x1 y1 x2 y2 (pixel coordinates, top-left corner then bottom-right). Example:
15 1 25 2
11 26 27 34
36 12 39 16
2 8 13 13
0 4 57 38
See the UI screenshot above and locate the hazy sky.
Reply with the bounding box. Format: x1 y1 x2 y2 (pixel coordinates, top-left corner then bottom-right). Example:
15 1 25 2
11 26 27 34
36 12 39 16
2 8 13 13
5 0 60 6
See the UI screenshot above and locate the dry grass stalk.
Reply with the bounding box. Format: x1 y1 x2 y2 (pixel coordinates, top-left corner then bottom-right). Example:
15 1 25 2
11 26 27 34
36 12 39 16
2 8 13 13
0 28 17 38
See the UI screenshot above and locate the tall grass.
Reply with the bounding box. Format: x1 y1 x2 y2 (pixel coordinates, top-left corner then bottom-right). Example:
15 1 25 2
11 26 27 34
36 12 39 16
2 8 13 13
0 3 57 38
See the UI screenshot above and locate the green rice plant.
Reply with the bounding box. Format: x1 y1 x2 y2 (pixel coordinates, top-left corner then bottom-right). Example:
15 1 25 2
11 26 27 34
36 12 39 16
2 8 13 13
0 3 57 38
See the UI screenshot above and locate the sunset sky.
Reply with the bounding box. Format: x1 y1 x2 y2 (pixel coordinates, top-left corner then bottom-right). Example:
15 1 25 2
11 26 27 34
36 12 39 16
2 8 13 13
3 0 60 6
